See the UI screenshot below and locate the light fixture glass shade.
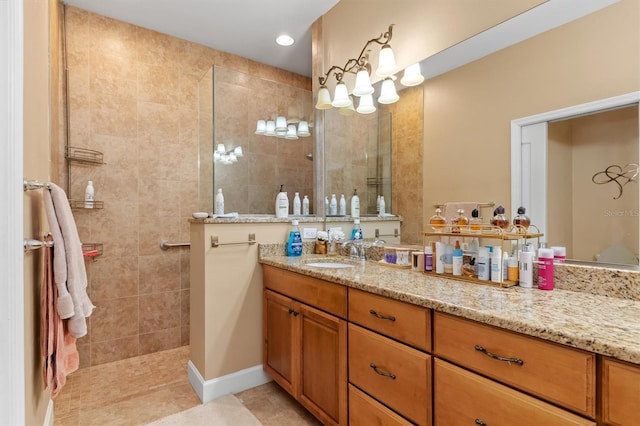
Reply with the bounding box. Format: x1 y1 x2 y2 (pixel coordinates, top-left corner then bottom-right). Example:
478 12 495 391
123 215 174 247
315 85 333 110
255 120 266 134
214 151 221 161
401 63 424 86
331 82 351 108
265 120 276 136
375 44 400 77
378 78 399 104
275 116 287 132
297 121 310 137
352 68 374 97
356 94 376 114
233 146 243 157
217 143 226 153
285 124 299 139
339 96 356 116
229 152 238 162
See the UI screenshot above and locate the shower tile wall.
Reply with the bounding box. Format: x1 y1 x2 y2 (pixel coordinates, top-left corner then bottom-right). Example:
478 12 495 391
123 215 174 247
60 6 310 366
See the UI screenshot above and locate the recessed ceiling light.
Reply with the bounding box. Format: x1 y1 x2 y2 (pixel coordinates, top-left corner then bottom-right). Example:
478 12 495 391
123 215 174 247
276 34 294 47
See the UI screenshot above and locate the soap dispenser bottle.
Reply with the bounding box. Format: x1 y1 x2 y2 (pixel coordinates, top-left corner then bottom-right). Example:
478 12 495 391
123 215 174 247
286 220 303 257
275 185 289 218
350 189 360 218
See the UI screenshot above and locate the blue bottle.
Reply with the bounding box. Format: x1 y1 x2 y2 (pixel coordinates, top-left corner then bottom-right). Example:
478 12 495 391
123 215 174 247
287 220 303 256
350 219 363 241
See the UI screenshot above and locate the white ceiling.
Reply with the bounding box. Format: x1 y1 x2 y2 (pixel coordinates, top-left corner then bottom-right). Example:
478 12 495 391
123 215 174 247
62 0 341 77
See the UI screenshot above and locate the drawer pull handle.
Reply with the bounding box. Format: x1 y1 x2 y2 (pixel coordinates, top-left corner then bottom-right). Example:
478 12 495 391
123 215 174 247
369 363 396 379
369 309 396 322
475 419 487 426
474 345 524 366
288 308 299 317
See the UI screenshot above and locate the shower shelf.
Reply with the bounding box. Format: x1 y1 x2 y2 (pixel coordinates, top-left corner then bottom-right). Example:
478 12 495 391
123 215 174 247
68 199 104 209
65 146 105 164
82 242 103 259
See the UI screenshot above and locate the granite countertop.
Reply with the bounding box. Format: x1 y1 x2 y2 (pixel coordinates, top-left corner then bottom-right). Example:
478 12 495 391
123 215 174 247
259 254 640 365
189 214 402 224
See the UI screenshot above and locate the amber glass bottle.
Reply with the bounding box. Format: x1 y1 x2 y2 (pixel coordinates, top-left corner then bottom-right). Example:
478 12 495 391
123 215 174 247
513 206 531 231
492 205 509 230
469 208 482 233
429 208 447 232
451 209 468 233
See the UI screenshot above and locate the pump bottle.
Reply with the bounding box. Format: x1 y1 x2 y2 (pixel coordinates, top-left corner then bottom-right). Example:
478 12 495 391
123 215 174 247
350 189 360 218
275 185 289 218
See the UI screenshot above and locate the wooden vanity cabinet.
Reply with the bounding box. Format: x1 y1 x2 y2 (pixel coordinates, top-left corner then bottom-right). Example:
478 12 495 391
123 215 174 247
263 266 348 425
601 357 640 425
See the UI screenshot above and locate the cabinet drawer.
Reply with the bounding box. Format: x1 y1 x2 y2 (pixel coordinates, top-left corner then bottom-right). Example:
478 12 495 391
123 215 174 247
349 384 413 426
434 359 595 426
349 324 431 426
434 312 596 418
602 357 640 426
349 289 431 352
263 265 347 318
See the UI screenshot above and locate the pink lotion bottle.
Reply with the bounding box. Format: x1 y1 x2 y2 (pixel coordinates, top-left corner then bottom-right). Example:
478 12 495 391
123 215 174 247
537 248 555 290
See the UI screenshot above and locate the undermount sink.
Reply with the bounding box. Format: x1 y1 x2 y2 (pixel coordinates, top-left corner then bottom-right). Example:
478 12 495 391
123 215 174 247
305 262 354 268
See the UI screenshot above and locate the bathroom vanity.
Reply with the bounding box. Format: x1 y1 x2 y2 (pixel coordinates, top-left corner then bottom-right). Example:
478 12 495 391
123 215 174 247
260 254 640 426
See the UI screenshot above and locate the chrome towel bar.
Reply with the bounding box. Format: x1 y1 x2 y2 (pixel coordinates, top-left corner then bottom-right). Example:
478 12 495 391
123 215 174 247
433 201 495 208
211 233 256 248
23 179 51 191
375 228 399 238
24 238 54 252
159 240 191 250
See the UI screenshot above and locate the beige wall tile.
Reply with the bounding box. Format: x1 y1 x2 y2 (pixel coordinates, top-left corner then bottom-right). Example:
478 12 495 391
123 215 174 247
91 256 139 301
139 254 181 294
139 328 181 355
90 296 139 342
91 336 139 366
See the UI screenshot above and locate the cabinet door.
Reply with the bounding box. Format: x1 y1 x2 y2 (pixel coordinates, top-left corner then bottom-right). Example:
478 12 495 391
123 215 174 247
602 357 640 426
299 303 348 426
263 290 299 396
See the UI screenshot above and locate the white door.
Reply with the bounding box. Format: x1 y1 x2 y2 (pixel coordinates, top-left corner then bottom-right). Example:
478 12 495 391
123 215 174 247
0 0 26 424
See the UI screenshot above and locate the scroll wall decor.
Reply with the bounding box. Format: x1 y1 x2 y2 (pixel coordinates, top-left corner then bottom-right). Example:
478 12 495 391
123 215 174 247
592 163 639 199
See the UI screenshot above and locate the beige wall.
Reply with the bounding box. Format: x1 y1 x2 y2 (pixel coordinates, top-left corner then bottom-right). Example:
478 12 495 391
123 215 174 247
423 0 639 224
23 0 61 423
61 6 311 366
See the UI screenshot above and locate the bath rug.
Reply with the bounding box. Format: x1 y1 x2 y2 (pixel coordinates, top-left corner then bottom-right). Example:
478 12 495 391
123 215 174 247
145 394 262 426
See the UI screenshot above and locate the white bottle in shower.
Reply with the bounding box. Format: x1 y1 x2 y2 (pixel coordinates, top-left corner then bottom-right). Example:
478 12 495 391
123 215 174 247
84 180 94 209
302 195 310 215
330 194 337 215
293 192 301 216
215 188 224 215
339 194 346 216
275 185 289 218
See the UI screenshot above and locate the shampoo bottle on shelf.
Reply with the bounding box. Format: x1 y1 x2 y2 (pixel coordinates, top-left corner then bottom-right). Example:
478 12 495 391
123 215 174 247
339 194 346 216
84 180 94 209
324 196 329 215
215 188 224 215
490 246 503 283
275 185 289 218
293 192 301 215
350 189 360 218
379 196 386 216
519 247 534 288
424 245 433 272
286 220 303 257
452 241 463 276
302 195 310 215
329 194 338 215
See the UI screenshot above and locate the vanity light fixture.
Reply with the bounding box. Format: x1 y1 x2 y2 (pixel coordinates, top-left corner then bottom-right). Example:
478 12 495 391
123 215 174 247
214 144 244 165
254 116 312 138
315 24 423 114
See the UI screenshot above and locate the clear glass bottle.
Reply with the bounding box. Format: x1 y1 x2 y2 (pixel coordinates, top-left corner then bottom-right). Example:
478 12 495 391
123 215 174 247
451 209 468 233
429 208 447 232
513 206 531 231
469 208 482 233
492 205 509 230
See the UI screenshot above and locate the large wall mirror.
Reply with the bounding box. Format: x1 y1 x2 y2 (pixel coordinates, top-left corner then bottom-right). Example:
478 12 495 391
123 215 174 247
512 92 640 266
197 66 314 214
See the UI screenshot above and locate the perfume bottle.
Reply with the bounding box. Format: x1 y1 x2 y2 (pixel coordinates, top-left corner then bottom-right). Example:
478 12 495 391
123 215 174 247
513 206 531 231
469 208 482 233
492 205 509 230
451 209 468 233
429 208 447 232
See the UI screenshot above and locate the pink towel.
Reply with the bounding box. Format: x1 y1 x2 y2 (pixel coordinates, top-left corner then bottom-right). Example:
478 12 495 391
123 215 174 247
42 235 79 398
43 183 95 338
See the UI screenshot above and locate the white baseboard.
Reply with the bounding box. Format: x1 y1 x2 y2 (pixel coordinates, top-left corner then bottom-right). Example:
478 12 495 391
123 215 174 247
187 361 271 404
43 399 54 426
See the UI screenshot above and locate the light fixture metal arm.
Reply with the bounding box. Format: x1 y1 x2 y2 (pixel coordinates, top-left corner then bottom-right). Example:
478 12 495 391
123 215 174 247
318 24 394 87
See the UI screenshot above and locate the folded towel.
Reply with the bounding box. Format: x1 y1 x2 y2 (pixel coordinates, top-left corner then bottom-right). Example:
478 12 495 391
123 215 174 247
44 183 95 338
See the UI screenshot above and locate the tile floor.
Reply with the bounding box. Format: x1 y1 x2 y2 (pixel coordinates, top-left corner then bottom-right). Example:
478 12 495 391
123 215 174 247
53 345 320 425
